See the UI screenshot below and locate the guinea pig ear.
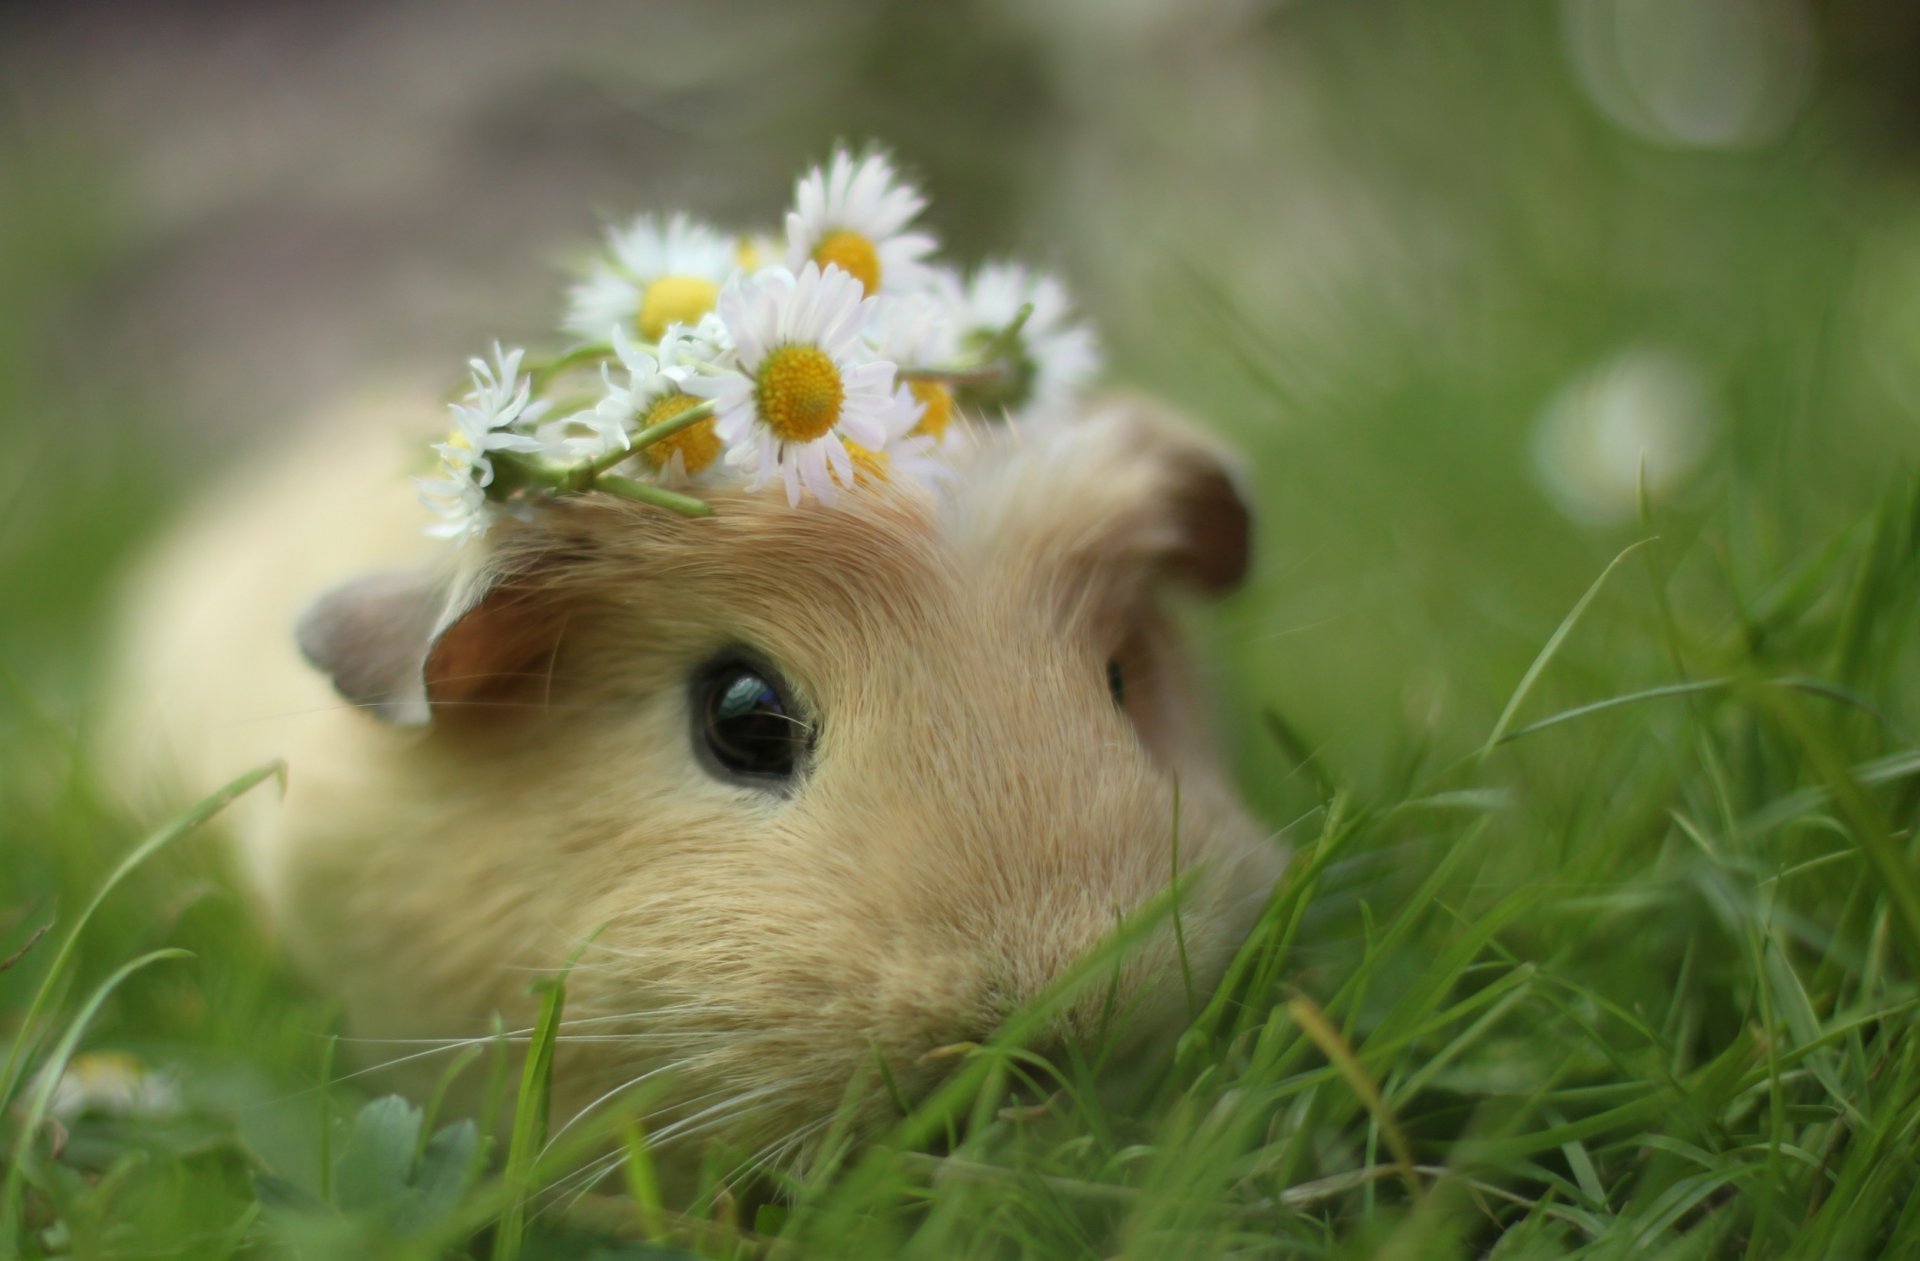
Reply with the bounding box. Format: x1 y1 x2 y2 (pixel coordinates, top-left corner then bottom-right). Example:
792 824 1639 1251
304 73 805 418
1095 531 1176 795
1074 393 1254 596
295 568 452 725
1158 433 1254 595
296 563 568 725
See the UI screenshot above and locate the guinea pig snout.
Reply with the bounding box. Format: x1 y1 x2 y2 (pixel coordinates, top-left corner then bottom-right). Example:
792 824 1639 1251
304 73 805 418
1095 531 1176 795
864 795 1252 1066
802 674 1279 1122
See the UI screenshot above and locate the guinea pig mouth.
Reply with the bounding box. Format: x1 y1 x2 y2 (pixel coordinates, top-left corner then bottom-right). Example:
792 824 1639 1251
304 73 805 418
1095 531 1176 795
904 1065 1070 1162
895 1028 1147 1151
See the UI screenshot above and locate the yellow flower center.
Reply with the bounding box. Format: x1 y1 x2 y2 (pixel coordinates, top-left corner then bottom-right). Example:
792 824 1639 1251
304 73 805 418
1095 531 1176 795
908 381 954 440
637 275 720 341
835 441 891 487
446 430 473 451
755 344 845 443
637 392 721 474
734 236 766 271
811 229 881 295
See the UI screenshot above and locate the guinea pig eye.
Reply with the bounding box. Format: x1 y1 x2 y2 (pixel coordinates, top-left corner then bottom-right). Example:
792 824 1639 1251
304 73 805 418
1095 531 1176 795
1106 659 1126 709
694 656 810 786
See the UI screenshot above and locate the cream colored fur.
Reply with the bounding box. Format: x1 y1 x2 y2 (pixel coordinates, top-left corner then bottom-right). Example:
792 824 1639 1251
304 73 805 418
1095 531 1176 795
104 390 1284 1171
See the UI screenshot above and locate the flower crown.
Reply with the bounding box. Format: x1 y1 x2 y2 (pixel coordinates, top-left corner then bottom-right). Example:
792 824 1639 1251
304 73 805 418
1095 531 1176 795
415 148 1102 542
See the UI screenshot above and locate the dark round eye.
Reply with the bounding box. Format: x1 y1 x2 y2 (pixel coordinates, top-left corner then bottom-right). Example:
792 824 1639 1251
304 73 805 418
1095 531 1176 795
1106 659 1126 709
694 658 809 786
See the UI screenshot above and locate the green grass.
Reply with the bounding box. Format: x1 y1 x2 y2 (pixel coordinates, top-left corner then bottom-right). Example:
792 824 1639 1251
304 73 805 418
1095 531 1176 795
8 4 1920 1255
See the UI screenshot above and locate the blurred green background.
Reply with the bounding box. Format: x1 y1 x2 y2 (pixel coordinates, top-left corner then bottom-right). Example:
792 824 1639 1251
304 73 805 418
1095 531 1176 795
6 0 1920 1254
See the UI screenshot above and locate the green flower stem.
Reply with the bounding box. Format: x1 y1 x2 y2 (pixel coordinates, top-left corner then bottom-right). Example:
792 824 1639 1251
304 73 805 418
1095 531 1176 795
978 301 1034 361
594 474 713 516
482 450 566 498
486 413 716 518
528 342 618 390
896 363 1009 386
622 398 718 459
564 400 718 489
896 301 1033 387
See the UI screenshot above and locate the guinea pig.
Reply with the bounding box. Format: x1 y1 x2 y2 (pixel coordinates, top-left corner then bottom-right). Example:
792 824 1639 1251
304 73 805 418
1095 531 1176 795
104 385 1283 1173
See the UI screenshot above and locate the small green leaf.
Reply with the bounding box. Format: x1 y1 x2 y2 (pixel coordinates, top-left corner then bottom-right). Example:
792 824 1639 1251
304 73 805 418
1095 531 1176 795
332 1095 421 1214
252 1170 333 1217
400 1119 486 1235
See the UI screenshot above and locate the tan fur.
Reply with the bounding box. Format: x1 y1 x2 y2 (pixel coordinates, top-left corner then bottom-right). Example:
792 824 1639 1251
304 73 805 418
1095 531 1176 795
103 391 1284 1172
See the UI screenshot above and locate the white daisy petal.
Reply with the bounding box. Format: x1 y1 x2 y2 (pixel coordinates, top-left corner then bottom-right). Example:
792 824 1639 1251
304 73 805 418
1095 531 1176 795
680 262 915 507
783 148 939 298
820 435 852 488
415 343 558 542
564 212 736 342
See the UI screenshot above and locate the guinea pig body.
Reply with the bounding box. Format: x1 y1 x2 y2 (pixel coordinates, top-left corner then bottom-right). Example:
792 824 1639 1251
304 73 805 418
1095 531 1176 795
106 390 1283 1168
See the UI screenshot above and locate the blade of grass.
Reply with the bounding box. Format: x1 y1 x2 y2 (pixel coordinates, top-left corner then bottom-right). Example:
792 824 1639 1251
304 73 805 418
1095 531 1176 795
1286 993 1421 1200
619 1121 667 1242
1741 747 1920 837
1 947 192 1253
1170 778 1197 1020
1480 539 1656 761
0 760 284 1111
1760 691 1920 959
0 922 50 975
491 968 568 1261
1497 679 1731 744
317 1032 337 1205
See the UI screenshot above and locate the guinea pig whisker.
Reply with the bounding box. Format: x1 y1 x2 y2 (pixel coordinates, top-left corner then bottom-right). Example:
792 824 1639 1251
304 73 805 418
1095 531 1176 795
326 1004 742 1047
739 1113 835 1184
644 1081 789 1150
738 1119 819 1178
543 1147 628 1211
591 1074 779 1166
541 1086 767 1219
332 1022 688 1053
541 1059 697 1158
331 1038 519 1083
710 1114 834 1200
221 700 663 732
332 1021 736 1086
540 1079 771 1210
544 1084 734 1203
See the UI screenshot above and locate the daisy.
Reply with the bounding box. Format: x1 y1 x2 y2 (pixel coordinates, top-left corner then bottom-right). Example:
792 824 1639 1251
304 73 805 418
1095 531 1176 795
785 149 938 298
413 465 492 542
956 261 1102 420
537 342 644 468
43 1052 180 1123
610 326 728 483
415 344 549 541
866 285 967 444
685 262 897 507
658 310 733 374
837 383 950 493
564 212 737 343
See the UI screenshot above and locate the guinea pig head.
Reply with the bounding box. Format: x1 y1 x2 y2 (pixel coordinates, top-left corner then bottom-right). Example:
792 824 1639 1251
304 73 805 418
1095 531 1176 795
297 395 1281 1167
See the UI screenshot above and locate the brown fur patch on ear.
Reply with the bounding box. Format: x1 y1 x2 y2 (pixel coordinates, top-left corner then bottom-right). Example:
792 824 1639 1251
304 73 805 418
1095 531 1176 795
1164 448 1252 594
421 573 577 715
298 524 605 726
